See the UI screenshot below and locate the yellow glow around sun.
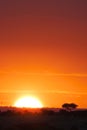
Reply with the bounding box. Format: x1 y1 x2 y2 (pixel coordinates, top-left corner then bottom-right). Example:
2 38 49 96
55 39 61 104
14 96 43 108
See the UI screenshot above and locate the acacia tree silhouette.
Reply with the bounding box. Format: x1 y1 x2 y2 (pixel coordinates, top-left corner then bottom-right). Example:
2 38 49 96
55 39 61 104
62 103 78 111
70 103 78 109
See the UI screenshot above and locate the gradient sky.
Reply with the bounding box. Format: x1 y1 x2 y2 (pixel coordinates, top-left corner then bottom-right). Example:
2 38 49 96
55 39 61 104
0 0 87 108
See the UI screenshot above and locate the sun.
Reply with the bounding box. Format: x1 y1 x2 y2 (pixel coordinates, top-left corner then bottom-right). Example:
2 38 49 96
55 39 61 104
14 96 43 108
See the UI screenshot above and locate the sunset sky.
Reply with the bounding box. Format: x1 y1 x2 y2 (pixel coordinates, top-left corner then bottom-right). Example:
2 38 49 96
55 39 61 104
0 0 87 108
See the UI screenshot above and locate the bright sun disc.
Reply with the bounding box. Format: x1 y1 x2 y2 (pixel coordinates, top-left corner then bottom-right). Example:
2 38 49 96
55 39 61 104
14 96 43 108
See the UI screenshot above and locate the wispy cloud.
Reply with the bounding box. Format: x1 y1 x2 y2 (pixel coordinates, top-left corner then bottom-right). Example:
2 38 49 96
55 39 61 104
0 90 87 96
0 71 87 77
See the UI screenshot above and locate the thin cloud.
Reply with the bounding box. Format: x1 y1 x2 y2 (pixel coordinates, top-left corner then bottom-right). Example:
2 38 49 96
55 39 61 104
0 71 87 77
0 90 87 95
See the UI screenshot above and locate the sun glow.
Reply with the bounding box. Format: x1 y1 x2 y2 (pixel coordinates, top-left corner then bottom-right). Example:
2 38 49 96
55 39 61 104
14 96 43 108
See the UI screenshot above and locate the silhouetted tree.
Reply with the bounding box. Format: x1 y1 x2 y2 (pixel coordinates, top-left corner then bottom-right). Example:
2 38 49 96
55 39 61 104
62 103 70 111
62 103 78 111
70 103 78 110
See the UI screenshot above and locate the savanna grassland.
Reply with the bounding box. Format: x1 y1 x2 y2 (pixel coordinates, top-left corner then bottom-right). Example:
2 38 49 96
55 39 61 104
0 108 87 130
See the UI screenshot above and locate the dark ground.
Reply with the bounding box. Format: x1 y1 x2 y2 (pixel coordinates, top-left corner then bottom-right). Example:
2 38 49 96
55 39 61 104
0 112 87 130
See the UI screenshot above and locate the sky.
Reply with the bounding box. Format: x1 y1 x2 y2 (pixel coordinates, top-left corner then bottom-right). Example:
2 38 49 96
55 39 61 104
0 0 87 108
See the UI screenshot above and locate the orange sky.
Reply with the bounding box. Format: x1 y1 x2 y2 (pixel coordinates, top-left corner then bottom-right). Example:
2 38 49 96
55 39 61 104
0 0 87 108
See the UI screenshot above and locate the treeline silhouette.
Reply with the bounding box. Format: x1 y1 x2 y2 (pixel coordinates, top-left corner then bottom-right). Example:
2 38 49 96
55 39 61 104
0 108 87 117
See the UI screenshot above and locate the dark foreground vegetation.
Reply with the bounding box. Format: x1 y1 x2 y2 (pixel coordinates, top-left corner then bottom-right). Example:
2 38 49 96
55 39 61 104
0 108 87 130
